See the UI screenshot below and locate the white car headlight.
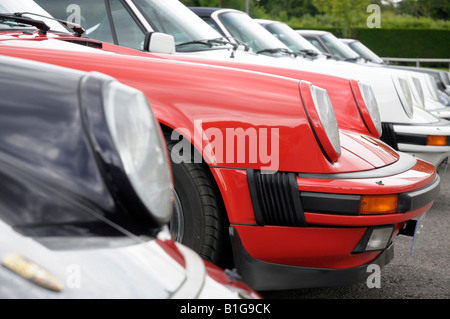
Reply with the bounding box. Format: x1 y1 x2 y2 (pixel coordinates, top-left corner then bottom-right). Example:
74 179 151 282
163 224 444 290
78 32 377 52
300 81 341 162
392 75 414 118
425 74 439 101
103 81 173 225
410 76 425 108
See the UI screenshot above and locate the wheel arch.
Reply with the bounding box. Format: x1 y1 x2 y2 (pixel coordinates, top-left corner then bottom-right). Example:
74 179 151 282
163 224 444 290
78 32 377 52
159 122 233 267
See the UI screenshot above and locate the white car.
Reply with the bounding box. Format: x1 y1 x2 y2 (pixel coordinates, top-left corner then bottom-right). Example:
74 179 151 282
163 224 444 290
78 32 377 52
297 29 450 120
339 37 450 107
35 0 450 168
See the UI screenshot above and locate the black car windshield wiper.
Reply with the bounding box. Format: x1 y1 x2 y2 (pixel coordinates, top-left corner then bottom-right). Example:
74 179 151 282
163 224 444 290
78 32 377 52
13 12 85 36
224 36 251 51
256 47 297 57
176 37 234 49
299 49 319 57
0 13 50 34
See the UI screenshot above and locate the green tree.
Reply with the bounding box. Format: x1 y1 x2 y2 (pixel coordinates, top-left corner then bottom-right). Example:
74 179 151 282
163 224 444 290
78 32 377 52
256 0 318 19
312 0 370 36
398 0 450 20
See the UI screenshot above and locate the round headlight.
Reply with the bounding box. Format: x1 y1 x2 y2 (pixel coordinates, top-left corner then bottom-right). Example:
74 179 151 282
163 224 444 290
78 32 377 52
103 81 173 225
392 75 414 118
350 80 382 138
300 81 341 162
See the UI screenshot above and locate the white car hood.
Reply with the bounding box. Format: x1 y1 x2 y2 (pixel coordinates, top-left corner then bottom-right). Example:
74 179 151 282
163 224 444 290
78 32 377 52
178 48 442 125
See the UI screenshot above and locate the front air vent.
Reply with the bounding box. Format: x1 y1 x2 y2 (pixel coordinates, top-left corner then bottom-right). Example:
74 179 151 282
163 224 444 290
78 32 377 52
247 170 306 227
380 123 398 150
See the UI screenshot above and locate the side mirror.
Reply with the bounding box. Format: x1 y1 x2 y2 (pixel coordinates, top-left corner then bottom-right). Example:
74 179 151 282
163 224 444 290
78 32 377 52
144 32 175 54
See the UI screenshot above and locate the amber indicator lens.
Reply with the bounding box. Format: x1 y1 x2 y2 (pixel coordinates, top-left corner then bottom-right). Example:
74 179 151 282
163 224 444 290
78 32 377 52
427 135 447 146
360 195 398 215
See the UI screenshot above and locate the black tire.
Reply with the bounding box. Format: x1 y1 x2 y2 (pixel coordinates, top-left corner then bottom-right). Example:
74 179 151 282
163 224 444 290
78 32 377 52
164 132 228 264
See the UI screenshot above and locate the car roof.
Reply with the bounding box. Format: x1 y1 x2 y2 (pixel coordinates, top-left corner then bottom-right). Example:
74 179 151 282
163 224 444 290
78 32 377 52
254 18 279 26
189 7 222 16
339 38 357 43
296 30 330 35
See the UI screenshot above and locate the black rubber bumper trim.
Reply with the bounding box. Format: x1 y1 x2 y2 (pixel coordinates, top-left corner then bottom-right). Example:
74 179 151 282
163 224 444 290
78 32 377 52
398 175 441 213
229 226 394 291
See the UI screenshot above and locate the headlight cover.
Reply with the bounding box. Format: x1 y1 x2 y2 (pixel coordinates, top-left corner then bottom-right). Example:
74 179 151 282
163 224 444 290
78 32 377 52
300 81 341 162
103 81 173 225
392 75 414 118
350 80 382 138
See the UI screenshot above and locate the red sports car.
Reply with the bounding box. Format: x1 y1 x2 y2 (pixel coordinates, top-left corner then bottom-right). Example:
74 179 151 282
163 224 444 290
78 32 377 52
0 9 440 290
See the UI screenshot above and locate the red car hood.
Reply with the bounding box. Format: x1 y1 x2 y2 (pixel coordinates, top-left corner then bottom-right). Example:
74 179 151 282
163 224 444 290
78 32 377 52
98 41 379 138
0 35 398 174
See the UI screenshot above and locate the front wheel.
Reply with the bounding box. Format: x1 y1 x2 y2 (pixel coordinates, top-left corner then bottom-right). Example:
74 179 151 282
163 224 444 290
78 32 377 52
165 133 228 264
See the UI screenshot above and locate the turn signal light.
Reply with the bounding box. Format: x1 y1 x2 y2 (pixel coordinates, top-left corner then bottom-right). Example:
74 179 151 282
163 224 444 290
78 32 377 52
427 135 447 146
360 195 398 215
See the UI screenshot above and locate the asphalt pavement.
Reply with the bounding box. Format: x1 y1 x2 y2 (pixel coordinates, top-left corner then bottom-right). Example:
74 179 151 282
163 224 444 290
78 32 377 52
262 166 450 299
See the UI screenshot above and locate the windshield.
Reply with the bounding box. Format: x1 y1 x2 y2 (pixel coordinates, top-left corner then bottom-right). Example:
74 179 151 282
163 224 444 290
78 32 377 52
321 33 360 60
0 0 69 33
346 40 385 64
218 11 292 57
264 22 322 55
133 0 229 51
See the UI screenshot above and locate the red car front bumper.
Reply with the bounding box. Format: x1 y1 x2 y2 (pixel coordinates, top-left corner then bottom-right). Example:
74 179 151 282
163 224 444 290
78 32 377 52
210 153 440 290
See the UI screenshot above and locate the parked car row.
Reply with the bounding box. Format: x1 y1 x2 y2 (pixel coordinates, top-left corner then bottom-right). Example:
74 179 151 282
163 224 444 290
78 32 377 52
297 29 450 116
0 0 446 295
187 7 450 168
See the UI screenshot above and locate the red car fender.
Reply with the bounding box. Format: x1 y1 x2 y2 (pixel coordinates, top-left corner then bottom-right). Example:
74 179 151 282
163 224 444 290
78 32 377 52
0 38 392 174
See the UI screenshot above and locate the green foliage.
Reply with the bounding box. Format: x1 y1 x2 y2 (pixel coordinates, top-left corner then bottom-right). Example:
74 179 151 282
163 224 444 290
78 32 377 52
289 27 450 59
180 0 449 31
355 28 450 59
255 0 318 19
287 10 450 30
397 0 450 20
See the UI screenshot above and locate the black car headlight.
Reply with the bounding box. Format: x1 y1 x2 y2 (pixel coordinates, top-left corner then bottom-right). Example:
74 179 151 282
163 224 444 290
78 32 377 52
80 72 173 227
